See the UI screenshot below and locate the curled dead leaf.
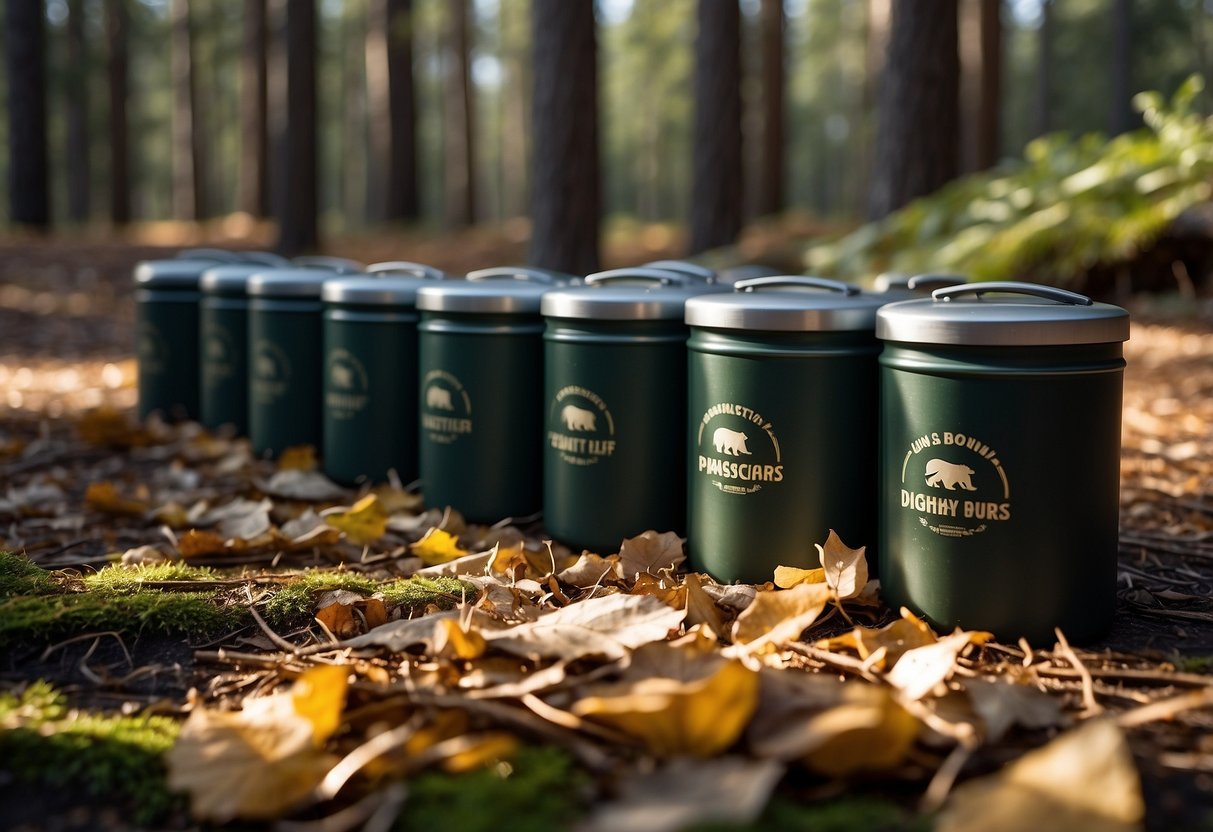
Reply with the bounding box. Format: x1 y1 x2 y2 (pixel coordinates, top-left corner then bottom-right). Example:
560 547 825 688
816 529 868 600
773 564 826 588
617 530 685 580
885 629 993 701
84 481 148 516
324 494 388 545
731 582 832 647
816 607 938 671
411 527 469 566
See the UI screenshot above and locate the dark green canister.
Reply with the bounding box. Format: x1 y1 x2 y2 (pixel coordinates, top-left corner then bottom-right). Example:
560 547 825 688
877 283 1130 644
247 270 343 457
685 277 885 583
541 269 720 553
135 256 231 421
199 264 277 433
415 269 569 522
322 275 435 485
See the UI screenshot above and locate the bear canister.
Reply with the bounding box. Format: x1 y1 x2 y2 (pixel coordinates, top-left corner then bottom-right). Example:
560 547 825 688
322 275 435 485
877 282 1130 644
135 254 233 421
685 277 885 583
247 269 344 457
541 269 720 553
415 268 570 522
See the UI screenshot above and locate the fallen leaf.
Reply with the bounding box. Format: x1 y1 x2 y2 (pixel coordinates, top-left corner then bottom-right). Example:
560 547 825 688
178 529 229 558
773 565 827 588
631 573 686 609
937 720 1144 832
314 590 364 638
433 617 487 660
556 552 621 588
816 608 938 670
414 546 496 577
439 733 519 774
684 573 727 639
817 529 868 600
886 629 993 701
280 509 342 549
199 498 273 541
371 484 424 514
731 582 832 646
965 678 1067 742
77 407 151 447
277 445 317 471
324 494 388 545
617 530 685 580
346 610 464 652
84 481 148 516
702 582 758 612
410 527 469 566
259 470 347 502
120 545 170 565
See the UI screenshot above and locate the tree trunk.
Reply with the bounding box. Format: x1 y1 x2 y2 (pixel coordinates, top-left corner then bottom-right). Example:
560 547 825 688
66 0 91 223
444 0 475 228
106 0 131 225
171 0 206 220
367 0 419 222
867 0 959 220
756 0 784 218
690 0 743 254
6 0 50 228
240 0 269 218
500 0 529 219
530 0 599 275
960 0 1001 172
1034 0 1052 137
862 0 892 215
270 0 319 254
1109 0 1133 135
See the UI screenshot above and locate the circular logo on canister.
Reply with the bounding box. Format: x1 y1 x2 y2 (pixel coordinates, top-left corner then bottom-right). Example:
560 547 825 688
422 370 472 444
325 348 370 420
899 430 1012 537
696 402 783 495
251 339 291 404
548 386 616 466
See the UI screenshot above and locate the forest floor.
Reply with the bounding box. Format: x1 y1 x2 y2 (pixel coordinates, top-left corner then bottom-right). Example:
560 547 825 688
0 234 1212 831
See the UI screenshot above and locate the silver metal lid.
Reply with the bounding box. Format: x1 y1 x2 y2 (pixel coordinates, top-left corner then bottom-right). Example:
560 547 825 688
416 276 553 314
541 268 720 320
243 251 292 266
176 248 248 264
248 269 350 298
642 260 717 282
199 264 270 295
717 264 782 285
685 276 884 332
876 282 1130 346
466 266 577 284
322 275 429 306
368 261 447 280
292 255 365 274
874 272 969 296
134 258 226 288
872 272 912 292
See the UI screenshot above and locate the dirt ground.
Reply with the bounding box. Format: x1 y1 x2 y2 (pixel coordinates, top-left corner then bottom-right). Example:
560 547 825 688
1 236 1212 829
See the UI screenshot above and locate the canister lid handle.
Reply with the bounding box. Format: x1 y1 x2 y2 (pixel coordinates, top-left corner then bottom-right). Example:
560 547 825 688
585 267 690 286
932 282 1093 306
368 261 446 280
467 266 557 284
294 255 364 274
734 275 860 296
906 273 967 291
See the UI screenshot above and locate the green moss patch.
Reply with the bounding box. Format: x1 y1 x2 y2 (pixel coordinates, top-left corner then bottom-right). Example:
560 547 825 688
264 571 472 629
378 576 471 611
0 551 59 597
82 562 219 594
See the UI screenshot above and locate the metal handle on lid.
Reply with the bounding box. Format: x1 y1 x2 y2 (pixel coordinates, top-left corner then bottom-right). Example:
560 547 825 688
932 281 1093 306
467 266 557 284
294 255 364 274
734 275 860 296
642 260 716 281
368 261 445 280
907 273 967 291
585 267 690 286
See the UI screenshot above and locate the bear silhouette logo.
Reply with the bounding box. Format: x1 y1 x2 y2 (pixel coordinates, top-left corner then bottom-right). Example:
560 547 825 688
925 458 977 491
561 404 596 432
426 386 454 410
330 363 354 389
712 427 751 456
255 354 276 378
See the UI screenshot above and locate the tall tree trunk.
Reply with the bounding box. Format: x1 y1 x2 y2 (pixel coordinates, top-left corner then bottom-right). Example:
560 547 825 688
756 0 784 218
690 0 743 254
867 0 959 220
960 0 1002 172
106 0 131 224
240 0 269 217
444 0 475 228
1109 0 1133 135
6 0 51 228
340 6 367 227
1034 0 1053 137
66 0 91 223
862 0 892 216
367 0 419 222
530 0 599 274
270 0 319 254
171 0 206 220
500 0 528 219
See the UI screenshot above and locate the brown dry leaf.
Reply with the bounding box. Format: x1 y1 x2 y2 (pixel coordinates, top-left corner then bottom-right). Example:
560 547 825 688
178 529 230 559
259 469 348 502
965 678 1067 742
433 617 488 660
414 547 497 577
362 597 388 629
199 498 273 541
617 530 685 579
816 608 938 671
314 590 364 638
411 527 469 566
77 407 151 447
773 565 827 588
731 582 832 646
84 481 148 516
556 552 621 588
370 484 424 515
937 720 1144 832
277 445 317 471
572 643 760 757
324 494 388 545
346 609 464 652
280 510 343 549
684 573 727 639
631 573 686 609
885 629 993 701
166 665 349 822
817 529 867 600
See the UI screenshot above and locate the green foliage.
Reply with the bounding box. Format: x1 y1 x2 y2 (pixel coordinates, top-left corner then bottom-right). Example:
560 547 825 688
804 77 1213 287
81 562 219 594
0 551 59 597
1172 654 1213 674
398 747 587 832
264 570 472 629
378 575 472 610
0 682 183 824
693 796 923 832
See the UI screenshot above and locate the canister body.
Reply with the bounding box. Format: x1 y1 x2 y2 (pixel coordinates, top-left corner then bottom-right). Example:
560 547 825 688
136 286 200 421
323 308 419 485
688 330 879 583
249 298 323 456
544 320 687 553
418 313 543 521
879 342 1124 644
200 295 248 432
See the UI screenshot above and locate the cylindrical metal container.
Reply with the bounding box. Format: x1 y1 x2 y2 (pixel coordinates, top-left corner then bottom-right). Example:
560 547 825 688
322 275 435 485
199 264 271 433
541 270 720 552
877 282 1130 644
685 277 885 583
247 270 342 457
874 272 968 300
416 270 569 522
135 256 231 421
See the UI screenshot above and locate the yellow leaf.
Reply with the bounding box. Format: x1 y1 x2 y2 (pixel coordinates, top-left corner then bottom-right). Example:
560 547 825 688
324 494 388 545
411 527 468 566
78 407 150 447
816 530 868 600
290 665 349 745
440 733 519 774
731 582 832 646
631 572 686 609
372 484 424 514
801 684 920 776
815 608 938 671
684 573 727 639
277 445 317 471
433 617 487 660
773 565 827 589
84 481 148 516
886 629 994 701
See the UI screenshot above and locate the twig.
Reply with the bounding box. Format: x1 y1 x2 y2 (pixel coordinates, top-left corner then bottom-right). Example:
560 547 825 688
40 630 132 667
278 783 407 832
1034 665 1213 688
1117 687 1213 728
314 716 422 801
920 744 974 815
1053 629 1101 716
786 643 882 683
519 693 637 746
248 605 303 656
